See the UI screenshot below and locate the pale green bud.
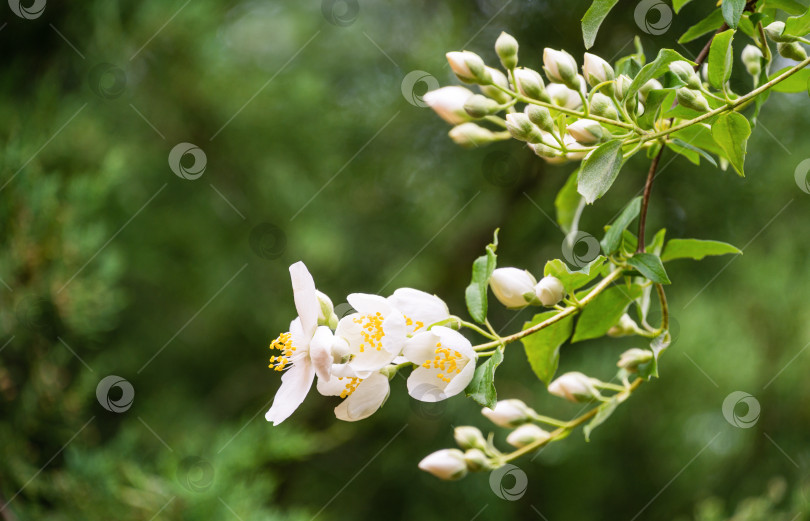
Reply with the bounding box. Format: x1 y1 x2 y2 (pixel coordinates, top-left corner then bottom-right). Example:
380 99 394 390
765 21 797 43
448 123 498 148
567 119 604 145
741 45 763 77
446 51 491 84
778 41 807 61
615 74 632 100
482 399 536 427
582 52 615 87
495 31 519 70
463 449 491 472
617 347 654 372
454 426 487 450
316 290 338 329
590 92 618 119
513 67 549 102
669 60 701 89
506 424 552 448
489 267 537 307
543 48 579 89
479 67 512 104
504 113 543 143
463 94 501 118
676 87 710 112
639 79 662 103
530 142 563 160
548 372 602 403
524 105 555 132
534 275 565 306
607 313 640 337
418 449 468 480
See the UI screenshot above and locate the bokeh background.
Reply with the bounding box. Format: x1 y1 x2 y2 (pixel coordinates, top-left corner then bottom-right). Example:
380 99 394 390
2 0 809 519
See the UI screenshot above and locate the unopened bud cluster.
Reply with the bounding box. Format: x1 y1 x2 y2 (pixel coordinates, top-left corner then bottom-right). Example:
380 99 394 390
489 267 565 309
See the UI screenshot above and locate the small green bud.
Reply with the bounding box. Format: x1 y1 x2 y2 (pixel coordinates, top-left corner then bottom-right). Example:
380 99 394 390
530 142 562 160
590 93 618 119
615 74 632 100
676 87 710 112
479 67 512 104
454 426 488 451
463 94 501 118
639 79 662 103
582 52 615 87
446 51 491 84
524 105 555 132
495 31 519 70
448 123 498 148
506 424 552 448
607 313 640 337
463 449 491 472
548 372 602 403
567 119 604 145
741 45 763 77
617 347 654 372
418 449 468 480
765 21 797 43
669 60 701 89
543 48 580 90
505 113 543 143
777 41 807 61
513 67 549 102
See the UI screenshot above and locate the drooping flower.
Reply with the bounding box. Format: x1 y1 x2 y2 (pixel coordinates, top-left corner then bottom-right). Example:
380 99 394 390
316 364 391 422
265 262 340 425
337 293 407 373
404 326 477 401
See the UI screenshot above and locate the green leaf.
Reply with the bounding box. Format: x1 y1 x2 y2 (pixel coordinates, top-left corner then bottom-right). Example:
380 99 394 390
711 112 751 176
679 9 725 43
581 0 620 49
707 29 735 90
763 0 807 15
649 228 667 255
465 230 498 323
577 140 624 204
671 124 729 161
555 168 583 233
638 89 675 129
583 396 619 441
465 346 504 408
673 0 695 13
722 0 746 28
639 330 672 380
521 312 575 385
601 196 642 255
572 285 642 342
768 67 810 92
627 49 696 101
544 256 607 294
626 253 671 284
661 238 742 261
784 8 810 36
669 139 718 167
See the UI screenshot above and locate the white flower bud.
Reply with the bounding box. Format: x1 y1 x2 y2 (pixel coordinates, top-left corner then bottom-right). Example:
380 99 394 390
489 268 537 308
448 123 498 148
524 105 555 132
563 135 589 161
530 142 563 161
506 424 552 448
669 60 701 89
765 21 797 43
446 51 490 84
495 31 519 70
481 398 535 427
463 94 501 118
418 449 468 480
454 426 487 450
547 83 582 109
513 67 549 102
423 86 474 125
741 45 763 77
778 41 807 61
479 67 512 104
607 313 640 337
615 74 632 100
617 347 654 372
567 119 604 145
543 48 579 89
590 92 618 119
505 113 543 143
675 87 710 112
463 448 491 472
582 53 615 87
534 275 565 306
316 290 338 329
639 79 662 103
548 372 602 403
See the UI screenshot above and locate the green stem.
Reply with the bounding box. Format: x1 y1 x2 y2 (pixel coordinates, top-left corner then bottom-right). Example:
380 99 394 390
460 320 498 340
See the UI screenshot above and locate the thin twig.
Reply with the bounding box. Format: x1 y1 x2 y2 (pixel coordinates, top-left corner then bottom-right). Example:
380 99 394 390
636 146 664 253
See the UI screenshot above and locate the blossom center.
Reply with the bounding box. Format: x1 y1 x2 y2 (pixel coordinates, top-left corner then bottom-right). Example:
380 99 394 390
404 315 425 333
268 332 295 371
338 377 361 399
421 342 463 383
353 312 385 352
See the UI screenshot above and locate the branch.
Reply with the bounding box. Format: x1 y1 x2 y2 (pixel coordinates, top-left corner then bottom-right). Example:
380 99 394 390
636 145 664 253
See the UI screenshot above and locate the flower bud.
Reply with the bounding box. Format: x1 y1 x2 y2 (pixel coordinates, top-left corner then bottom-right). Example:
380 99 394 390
741 45 763 77
567 119 604 145
454 426 487 450
489 268 537 308
506 424 552 448
547 83 583 109
543 48 579 89
582 53 615 87
607 313 640 337
479 67 512 104
463 94 501 118
615 74 632 100
418 449 468 480
505 113 543 143
675 88 710 112
534 275 565 306
495 31 519 70
513 67 550 102
639 79 662 103
481 398 535 428
530 142 563 161
669 60 701 89
446 51 491 84
589 93 618 119
617 347 654 372
316 290 338 329
463 449 491 472
448 123 498 148
423 86 474 125
765 21 798 43
524 105 555 132
548 372 602 403
777 41 807 61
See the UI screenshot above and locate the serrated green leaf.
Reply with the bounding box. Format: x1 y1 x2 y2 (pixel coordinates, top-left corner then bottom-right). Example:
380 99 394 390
785 8 810 36
669 139 718 167
708 29 735 90
583 396 619 441
522 312 575 385
582 0 620 49
711 112 751 176
626 253 671 284
661 238 742 261
577 140 624 204
627 49 696 101
722 0 746 28
601 197 642 255
544 256 607 294
679 9 725 43
673 0 695 13
465 230 498 323
465 346 504 408
768 67 810 92
555 168 583 233
572 284 642 342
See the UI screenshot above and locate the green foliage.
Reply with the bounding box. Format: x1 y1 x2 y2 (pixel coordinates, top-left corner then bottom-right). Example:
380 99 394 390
555 168 583 232
784 8 810 36
577 140 624 204
581 0 619 49
722 0 746 28
626 253 671 284
522 311 575 385
661 239 742 261
465 230 499 324
627 49 695 100
711 112 752 176
465 346 504 407
707 29 735 90
601 197 642 255
544 256 606 294
768 67 810 92
572 285 642 342
679 9 726 43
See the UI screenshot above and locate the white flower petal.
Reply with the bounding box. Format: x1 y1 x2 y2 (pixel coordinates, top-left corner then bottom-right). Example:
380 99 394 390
309 326 334 381
388 288 450 331
335 373 390 421
264 360 315 425
346 293 392 315
403 330 440 365
289 262 319 339
407 366 448 402
381 311 407 355
442 355 476 398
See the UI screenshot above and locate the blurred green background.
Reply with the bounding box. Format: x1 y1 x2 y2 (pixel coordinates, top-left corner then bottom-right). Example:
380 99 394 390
1 0 809 519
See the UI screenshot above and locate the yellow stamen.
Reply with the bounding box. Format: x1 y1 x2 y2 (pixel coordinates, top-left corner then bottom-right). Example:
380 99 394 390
352 312 386 352
428 341 463 383
268 332 294 371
